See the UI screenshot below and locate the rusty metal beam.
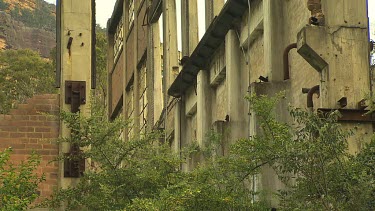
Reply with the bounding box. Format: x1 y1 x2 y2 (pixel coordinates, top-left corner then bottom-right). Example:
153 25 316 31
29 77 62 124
318 108 375 123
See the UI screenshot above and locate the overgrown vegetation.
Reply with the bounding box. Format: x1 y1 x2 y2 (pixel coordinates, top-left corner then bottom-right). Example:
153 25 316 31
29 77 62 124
0 148 45 210
39 93 375 210
6 0 56 32
0 49 55 114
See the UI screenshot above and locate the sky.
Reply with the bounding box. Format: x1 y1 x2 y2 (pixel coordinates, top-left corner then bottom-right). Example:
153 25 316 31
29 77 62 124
45 0 374 38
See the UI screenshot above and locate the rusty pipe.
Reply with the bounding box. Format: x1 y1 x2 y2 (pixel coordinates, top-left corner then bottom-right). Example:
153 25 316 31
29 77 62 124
283 43 297 80
307 85 320 108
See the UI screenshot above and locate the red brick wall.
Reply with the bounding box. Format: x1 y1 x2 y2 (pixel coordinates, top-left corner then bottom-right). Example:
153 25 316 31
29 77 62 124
0 94 60 201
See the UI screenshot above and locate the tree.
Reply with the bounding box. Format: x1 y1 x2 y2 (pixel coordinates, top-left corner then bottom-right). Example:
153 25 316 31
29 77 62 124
91 26 108 113
0 148 45 210
0 49 55 114
41 93 375 210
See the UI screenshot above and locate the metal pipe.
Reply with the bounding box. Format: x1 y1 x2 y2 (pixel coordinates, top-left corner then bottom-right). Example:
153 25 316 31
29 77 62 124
307 85 320 108
283 43 297 80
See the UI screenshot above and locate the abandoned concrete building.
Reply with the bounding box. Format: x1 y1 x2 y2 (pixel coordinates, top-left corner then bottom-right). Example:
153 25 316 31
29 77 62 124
106 0 373 203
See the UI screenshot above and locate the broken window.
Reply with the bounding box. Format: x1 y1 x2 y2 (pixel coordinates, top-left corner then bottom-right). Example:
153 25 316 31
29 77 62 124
128 0 135 29
139 63 148 133
114 15 124 62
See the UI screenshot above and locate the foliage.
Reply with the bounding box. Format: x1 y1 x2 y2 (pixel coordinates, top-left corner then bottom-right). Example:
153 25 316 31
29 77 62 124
0 148 45 210
42 94 375 210
0 0 8 11
0 49 55 114
91 25 108 113
9 0 55 32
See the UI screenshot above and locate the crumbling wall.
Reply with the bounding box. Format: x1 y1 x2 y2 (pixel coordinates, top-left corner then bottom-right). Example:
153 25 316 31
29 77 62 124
0 94 59 201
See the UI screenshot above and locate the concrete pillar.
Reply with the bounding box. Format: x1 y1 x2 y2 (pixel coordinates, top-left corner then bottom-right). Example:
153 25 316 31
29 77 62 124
59 0 93 192
133 2 140 136
122 2 128 140
181 0 199 69
226 30 246 141
196 71 211 147
263 0 285 81
205 0 224 24
107 33 114 120
298 0 372 155
147 20 163 127
162 0 179 104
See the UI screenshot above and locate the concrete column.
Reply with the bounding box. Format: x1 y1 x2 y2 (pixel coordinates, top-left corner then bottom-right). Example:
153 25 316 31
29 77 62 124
187 0 199 54
122 2 128 141
226 30 246 141
263 0 284 81
181 0 199 66
133 2 140 136
196 71 211 147
154 27 163 126
147 16 163 127
59 0 93 191
162 0 179 104
174 99 182 152
107 33 114 120
181 0 189 56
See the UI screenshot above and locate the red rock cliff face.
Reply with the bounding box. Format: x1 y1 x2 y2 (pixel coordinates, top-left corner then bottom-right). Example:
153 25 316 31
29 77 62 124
0 0 56 58
0 12 55 57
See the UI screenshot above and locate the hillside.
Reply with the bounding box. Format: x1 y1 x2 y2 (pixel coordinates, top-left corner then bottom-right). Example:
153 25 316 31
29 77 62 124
0 0 56 57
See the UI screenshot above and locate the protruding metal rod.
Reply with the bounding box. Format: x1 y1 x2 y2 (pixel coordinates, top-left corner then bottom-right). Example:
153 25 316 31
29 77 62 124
283 43 297 80
307 85 320 108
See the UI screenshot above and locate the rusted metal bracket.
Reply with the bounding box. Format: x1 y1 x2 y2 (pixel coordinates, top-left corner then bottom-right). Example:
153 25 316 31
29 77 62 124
64 81 86 178
65 81 86 113
64 145 85 178
317 108 375 123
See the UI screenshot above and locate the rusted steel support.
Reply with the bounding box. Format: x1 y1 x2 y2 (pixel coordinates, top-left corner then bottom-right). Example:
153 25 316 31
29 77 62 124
318 108 375 123
307 85 320 108
283 43 297 80
307 0 324 25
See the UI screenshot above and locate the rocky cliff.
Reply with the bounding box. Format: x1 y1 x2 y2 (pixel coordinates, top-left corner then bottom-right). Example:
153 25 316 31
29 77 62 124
0 0 55 58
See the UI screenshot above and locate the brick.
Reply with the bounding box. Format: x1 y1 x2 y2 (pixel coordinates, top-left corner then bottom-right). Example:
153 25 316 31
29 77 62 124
10 121 28 127
9 109 29 115
44 121 59 127
43 144 58 149
12 115 30 121
43 133 58 139
34 105 52 111
0 143 26 149
49 173 58 179
13 149 32 154
0 126 18 132
42 155 57 161
18 127 34 132
10 132 26 138
10 155 27 161
38 116 47 121
27 133 43 138
29 139 39 143
0 131 10 138
35 127 51 133
46 115 59 121
29 116 38 121
27 144 43 149
27 121 45 126
48 149 59 155
43 167 58 173
37 150 51 155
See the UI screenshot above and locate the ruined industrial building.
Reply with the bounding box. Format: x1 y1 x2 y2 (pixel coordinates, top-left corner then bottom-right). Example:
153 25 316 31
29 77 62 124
106 0 373 203
0 0 374 209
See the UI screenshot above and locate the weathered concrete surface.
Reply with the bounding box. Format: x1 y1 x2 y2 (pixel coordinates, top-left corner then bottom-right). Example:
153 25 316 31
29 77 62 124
59 0 93 192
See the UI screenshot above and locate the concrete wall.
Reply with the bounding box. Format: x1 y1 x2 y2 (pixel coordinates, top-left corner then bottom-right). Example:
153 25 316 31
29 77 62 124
107 0 373 207
0 94 60 203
